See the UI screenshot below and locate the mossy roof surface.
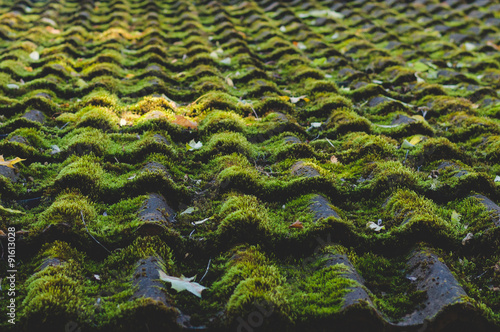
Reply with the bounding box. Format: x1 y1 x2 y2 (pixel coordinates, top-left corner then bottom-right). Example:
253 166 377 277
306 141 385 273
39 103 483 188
1 0 500 331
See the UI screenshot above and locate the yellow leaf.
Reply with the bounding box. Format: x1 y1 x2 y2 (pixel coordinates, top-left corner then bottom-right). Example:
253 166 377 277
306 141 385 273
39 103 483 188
0 155 26 168
303 97 310 102
409 135 424 145
279 96 290 101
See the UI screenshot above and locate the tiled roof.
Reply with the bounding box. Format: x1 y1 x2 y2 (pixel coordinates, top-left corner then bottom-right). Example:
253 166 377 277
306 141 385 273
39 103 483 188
1 0 500 331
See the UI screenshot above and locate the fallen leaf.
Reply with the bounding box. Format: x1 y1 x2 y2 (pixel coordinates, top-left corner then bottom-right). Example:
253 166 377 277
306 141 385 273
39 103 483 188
7 84 19 89
401 139 415 149
330 155 338 164
127 174 136 180
46 26 61 34
173 115 198 129
220 57 231 65
298 9 344 19
486 41 500 51
366 221 385 232
409 135 425 145
226 76 234 87
289 220 304 229
0 155 26 168
0 230 5 236
158 270 207 298
310 122 322 128
462 42 476 51
186 140 203 151
495 175 500 182
29 51 39 60
50 145 60 155
180 207 196 215
24 66 33 72
171 59 178 64
125 73 135 79
290 95 307 103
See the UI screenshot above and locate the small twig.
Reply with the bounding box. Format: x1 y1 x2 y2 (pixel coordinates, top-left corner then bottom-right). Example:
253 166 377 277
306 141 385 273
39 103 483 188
59 122 69 130
325 138 335 148
403 150 409 164
199 258 212 282
80 211 111 254
250 105 259 119
189 228 196 238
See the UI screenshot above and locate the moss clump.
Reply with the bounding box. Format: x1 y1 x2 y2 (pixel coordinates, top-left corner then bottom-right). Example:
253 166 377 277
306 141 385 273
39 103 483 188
76 106 120 131
359 161 419 195
304 94 353 119
104 236 175 271
339 132 397 162
80 89 119 108
383 189 447 230
326 108 372 137
355 252 426 321
53 154 104 197
20 242 88 330
199 110 245 137
217 195 272 245
37 191 96 229
63 127 111 156
129 96 175 115
6 128 50 148
210 246 290 327
199 132 256 160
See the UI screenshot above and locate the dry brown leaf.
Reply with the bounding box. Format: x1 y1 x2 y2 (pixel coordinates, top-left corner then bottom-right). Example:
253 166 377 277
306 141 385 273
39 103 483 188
46 26 61 34
330 155 338 164
173 115 198 129
289 220 304 229
125 73 135 79
486 41 500 51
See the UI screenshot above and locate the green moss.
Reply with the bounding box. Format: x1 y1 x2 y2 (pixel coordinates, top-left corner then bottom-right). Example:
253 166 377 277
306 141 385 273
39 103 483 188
7 128 50 148
383 189 449 231
199 132 257 160
304 94 353 119
37 191 96 229
104 236 175 271
75 106 120 131
339 132 397 162
21 243 89 329
53 154 104 197
210 246 290 325
62 127 111 156
217 195 272 244
129 96 175 115
359 161 419 195
355 252 426 321
326 108 372 137
200 110 245 133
